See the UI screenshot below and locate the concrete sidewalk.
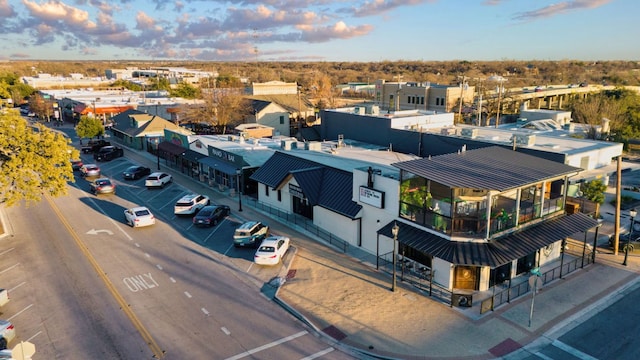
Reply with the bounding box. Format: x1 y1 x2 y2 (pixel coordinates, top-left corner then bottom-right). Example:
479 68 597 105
21 122 640 359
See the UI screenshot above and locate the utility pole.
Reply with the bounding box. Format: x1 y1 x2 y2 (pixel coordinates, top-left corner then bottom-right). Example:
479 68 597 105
458 75 466 124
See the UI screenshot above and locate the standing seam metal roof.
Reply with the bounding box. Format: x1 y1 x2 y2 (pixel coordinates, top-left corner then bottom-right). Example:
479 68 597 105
392 146 581 191
378 213 598 267
250 151 362 219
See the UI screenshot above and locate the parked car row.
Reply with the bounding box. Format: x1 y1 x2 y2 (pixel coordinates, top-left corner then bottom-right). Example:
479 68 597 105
0 289 16 351
74 149 290 266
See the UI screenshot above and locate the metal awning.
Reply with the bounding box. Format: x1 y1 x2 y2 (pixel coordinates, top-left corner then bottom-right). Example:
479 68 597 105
378 212 599 267
158 141 187 156
198 157 239 175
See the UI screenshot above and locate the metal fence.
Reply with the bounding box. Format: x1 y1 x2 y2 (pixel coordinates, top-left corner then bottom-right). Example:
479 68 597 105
481 251 593 314
244 197 350 253
377 247 594 312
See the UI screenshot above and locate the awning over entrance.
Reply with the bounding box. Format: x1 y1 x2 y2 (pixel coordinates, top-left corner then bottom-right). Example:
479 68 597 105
158 141 187 156
198 157 238 175
378 212 599 268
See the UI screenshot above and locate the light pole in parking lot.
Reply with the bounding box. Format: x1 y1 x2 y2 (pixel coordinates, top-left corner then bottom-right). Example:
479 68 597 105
623 208 636 266
391 222 399 292
237 168 243 212
156 143 161 170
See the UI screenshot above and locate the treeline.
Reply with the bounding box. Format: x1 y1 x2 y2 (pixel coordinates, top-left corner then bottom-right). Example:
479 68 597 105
2 60 639 90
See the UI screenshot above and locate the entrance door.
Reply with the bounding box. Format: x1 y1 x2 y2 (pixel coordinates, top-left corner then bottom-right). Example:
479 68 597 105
454 266 478 290
292 196 313 220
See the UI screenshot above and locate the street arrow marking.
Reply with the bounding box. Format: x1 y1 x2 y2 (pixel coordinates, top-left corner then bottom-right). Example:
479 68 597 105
86 229 114 235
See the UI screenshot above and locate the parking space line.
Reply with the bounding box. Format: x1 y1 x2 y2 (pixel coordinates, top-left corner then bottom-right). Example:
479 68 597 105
9 282 26 293
201 308 209 316
0 263 20 274
0 248 15 256
26 330 42 343
221 327 231 335
156 264 163 270
184 291 192 298
301 347 335 360
8 304 33 321
169 277 176 283
203 226 223 243
224 331 308 360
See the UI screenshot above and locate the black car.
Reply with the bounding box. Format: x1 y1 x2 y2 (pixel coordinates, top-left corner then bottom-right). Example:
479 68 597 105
192 205 230 227
123 165 151 180
94 146 124 161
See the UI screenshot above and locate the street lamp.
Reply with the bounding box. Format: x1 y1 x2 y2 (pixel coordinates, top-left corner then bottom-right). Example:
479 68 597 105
156 141 161 170
623 208 637 266
237 169 243 212
391 222 399 292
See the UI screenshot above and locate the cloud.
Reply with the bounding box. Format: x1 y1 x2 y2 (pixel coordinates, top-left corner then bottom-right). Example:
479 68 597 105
513 0 613 21
348 0 431 18
0 0 14 17
300 21 374 42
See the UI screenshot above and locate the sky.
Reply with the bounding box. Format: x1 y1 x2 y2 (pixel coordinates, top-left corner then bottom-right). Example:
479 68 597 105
0 0 637 62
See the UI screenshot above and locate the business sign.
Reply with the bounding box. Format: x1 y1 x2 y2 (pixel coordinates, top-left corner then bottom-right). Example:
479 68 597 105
359 186 385 208
289 184 304 199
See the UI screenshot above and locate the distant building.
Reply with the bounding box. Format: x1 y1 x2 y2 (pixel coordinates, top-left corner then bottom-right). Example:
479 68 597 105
374 79 475 113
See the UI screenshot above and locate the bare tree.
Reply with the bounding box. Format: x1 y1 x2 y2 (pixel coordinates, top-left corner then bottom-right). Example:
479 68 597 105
570 94 626 139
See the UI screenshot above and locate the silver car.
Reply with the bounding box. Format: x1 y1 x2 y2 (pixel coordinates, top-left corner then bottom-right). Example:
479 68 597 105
80 164 101 178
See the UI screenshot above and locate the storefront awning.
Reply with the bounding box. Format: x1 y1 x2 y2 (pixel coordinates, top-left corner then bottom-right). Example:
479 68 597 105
378 212 599 268
158 141 187 156
198 157 239 175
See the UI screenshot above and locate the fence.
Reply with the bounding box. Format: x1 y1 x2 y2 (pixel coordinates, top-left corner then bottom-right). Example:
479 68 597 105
244 197 350 253
377 246 594 312
481 250 593 314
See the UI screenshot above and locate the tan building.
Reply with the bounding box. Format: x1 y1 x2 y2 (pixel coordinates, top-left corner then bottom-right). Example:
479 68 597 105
374 79 475 113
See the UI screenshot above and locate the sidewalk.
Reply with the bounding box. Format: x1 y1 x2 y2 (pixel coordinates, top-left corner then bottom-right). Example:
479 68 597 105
15 122 640 359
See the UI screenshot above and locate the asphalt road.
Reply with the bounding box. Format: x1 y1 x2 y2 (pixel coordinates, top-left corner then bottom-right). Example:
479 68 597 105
0 141 356 359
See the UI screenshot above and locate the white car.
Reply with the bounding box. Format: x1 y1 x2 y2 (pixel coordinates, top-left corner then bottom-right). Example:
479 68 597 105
174 194 210 215
124 206 156 227
145 172 172 188
0 320 15 350
254 236 290 265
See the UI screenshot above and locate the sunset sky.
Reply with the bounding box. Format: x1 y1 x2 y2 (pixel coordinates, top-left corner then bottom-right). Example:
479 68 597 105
0 0 636 62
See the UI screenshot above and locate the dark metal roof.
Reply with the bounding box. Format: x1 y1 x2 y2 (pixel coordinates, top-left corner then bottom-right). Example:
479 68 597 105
182 149 207 163
158 141 187 156
392 146 580 191
378 213 598 267
250 151 362 219
198 157 238 174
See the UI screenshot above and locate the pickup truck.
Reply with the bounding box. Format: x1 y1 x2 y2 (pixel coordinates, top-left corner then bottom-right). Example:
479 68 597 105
93 146 124 162
81 139 111 154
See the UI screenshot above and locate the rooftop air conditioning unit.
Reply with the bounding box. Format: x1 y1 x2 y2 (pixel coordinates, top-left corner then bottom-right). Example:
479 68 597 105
304 142 322 151
512 134 536 146
440 128 456 135
281 140 297 150
460 128 478 138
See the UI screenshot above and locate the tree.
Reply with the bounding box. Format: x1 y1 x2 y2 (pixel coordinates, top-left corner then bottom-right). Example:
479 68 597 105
75 115 104 140
170 82 200 99
581 179 607 205
215 93 252 134
0 112 78 206
570 93 626 140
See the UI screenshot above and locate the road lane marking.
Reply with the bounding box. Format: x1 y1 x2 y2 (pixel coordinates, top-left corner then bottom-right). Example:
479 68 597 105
123 273 159 292
201 308 210 316
301 348 335 360
0 263 20 274
45 195 165 359
221 327 231 335
8 304 33 321
156 264 163 270
552 340 598 360
224 331 308 360
184 291 192 298
135 243 140 247
169 277 176 283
